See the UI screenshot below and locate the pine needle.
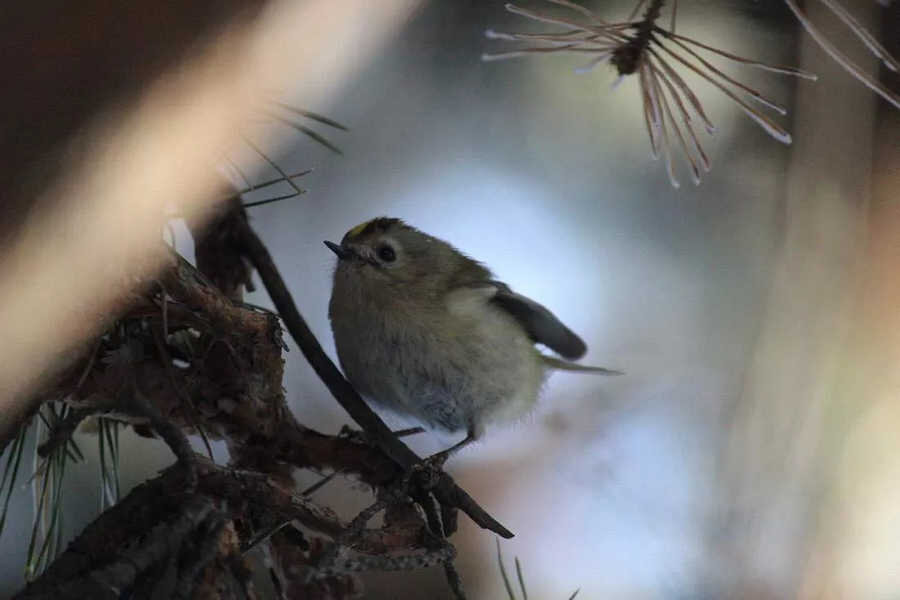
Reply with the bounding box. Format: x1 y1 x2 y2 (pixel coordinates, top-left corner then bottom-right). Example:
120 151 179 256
263 110 344 156
515 556 529 600
26 404 74 580
0 425 29 537
24 452 51 579
98 418 121 510
269 102 349 130
484 0 817 186
783 0 900 110
496 539 518 600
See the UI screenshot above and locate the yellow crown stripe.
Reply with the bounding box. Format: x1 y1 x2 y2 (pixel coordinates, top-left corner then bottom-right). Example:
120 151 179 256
346 219 373 239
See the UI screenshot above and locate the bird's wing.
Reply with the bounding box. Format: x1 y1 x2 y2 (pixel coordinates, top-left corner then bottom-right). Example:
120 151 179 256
451 281 588 360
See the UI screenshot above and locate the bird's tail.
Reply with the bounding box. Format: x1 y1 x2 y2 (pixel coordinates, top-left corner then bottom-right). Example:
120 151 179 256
541 356 623 375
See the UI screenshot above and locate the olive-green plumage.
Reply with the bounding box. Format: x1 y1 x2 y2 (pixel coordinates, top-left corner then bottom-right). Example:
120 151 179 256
326 218 619 445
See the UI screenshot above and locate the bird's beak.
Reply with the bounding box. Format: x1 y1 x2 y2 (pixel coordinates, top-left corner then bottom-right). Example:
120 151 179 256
324 240 354 260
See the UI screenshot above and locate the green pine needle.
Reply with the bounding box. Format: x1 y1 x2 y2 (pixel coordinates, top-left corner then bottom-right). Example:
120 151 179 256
0 425 29 536
270 102 348 130
66 437 84 462
26 404 75 580
263 110 344 155
98 418 121 510
496 538 518 600
515 556 529 600
497 538 578 600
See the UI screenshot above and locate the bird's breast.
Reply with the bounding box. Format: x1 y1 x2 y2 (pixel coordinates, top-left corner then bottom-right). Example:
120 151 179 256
330 287 545 432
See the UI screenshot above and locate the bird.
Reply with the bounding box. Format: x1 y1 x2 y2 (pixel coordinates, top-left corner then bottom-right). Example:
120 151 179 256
325 217 620 460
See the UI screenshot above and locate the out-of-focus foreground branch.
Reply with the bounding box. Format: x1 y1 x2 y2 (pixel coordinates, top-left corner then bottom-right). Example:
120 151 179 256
0 0 420 453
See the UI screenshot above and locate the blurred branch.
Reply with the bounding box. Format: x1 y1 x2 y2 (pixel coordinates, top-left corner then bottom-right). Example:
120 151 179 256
0 0 268 244
704 0 880 595
0 0 418 459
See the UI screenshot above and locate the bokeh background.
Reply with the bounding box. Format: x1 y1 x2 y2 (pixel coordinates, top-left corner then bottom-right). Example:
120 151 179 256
2 0 898 597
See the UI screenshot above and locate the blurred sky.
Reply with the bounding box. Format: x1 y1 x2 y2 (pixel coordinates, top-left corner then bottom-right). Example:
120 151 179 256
3 0 897 598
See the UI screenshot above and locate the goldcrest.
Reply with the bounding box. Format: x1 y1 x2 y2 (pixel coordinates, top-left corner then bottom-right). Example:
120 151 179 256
326 218 620 454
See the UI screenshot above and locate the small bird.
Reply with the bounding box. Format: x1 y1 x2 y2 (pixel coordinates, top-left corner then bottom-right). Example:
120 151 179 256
326 217 620 459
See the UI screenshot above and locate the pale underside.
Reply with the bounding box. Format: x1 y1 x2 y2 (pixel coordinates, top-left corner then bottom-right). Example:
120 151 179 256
331 283 548 436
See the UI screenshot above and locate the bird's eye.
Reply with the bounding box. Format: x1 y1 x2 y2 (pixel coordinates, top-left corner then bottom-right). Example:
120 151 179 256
377 245 396 262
